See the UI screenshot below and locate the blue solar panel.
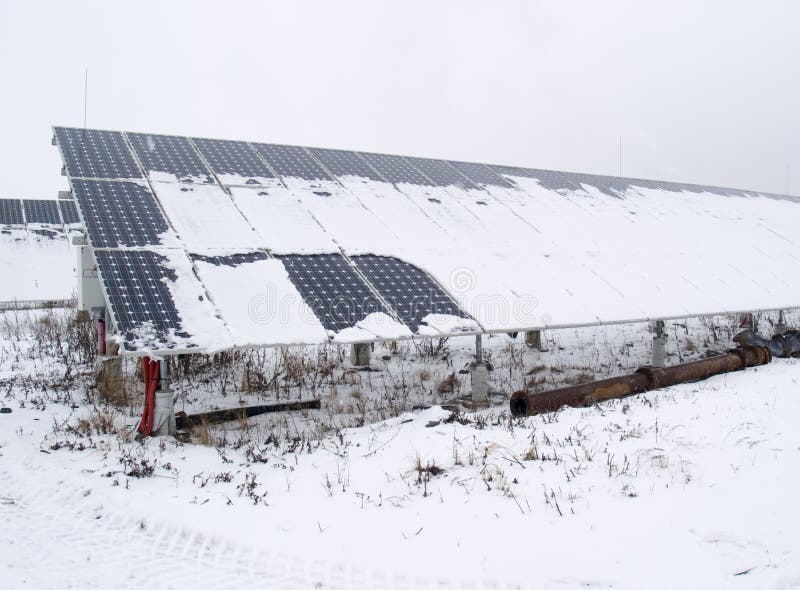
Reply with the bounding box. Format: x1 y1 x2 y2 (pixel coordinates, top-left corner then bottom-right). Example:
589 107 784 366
95 249 188 350
352 255 469 331
307 148 384 182
127 133 213 183
252 144 332 182
59 200 81 225
192 138 276 184
71 180 171 248
356 152 434 186
404 157 476 189
0 199 24 225
277 254 389 332
22 200 62 224
191 252 268 267
449 161 513 189
54 127 143 180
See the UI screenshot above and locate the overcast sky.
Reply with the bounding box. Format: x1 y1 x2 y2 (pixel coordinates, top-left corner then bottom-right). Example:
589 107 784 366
1 1 798 197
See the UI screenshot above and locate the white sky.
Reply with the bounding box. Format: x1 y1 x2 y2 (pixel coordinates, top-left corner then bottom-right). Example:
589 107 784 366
1 0 798 197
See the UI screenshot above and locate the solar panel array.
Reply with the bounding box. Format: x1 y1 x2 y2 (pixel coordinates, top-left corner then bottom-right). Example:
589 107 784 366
0 197 81 305
53 125 800 355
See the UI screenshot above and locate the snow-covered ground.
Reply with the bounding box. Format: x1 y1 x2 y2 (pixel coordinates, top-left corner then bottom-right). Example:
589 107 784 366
1 309 798 589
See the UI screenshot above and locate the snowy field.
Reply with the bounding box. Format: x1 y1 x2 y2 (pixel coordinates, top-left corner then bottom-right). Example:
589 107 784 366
1 308 799 589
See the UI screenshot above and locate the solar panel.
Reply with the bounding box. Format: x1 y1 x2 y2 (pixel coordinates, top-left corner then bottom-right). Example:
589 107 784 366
127 133 213 183
405 157 476 189
570 173 631 197
59 200 81 225
491 166 581 192
22 200 62 224
94 250 187 349
71 180 172 248
307 148 384 182
54 127 143 180
352 255 468 331
192 138 276 184
449 161 514 189
191 251 268 267
0 199 24 225
276 253 389 332
252 144 332 182
357 152 434 186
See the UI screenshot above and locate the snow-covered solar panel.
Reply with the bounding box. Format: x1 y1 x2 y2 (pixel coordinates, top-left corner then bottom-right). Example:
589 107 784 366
94 250 189 350
54 127 142 180
252 144 332 182
59 200 81 225
276 253 389 332
0 199 24 225
449 161 514 189
405 157 476 189
192 137 276 185
357 152 434 186
127 133 214 184
22 199 62 225
307 148 384 182
352 254 470 332
70 180 174 248
55 126 800 354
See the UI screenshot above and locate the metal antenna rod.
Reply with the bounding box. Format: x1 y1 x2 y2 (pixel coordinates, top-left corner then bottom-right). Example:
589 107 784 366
787 162 790 196
83 68 88 133
619 136 622 177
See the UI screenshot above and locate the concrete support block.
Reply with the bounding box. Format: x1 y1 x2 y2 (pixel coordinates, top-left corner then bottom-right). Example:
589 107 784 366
652 335 667 368
152 389 176 437
525 330 548 351
775 311 787 336
470 361 490 405
350 342 371 367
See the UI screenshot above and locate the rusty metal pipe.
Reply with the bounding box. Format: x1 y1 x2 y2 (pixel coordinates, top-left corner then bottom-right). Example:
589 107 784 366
509 346 771 417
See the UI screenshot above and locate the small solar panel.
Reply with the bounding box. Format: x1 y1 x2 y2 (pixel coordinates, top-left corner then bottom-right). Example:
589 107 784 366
191 251 268 267
71 180 171 248
449 161 514 188
404 157 476 189
307 148 384 182
352 255 468 331
253 144 332 182
277 253 389 332
192 138 276 184
22 200 62 224
491 166 581 192
59 200 81 225
95 250 188 349
0 199 24 225
127 133 213 183
55 127 143 180
357 152 434 186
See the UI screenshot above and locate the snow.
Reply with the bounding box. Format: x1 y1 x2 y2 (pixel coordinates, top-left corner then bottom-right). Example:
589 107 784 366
332 311 413 343
1 311 799 588
0 226 75 304
150 183 265 253
193 256 328 347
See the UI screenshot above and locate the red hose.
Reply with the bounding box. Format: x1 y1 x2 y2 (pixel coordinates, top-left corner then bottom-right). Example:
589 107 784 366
137 357 160 436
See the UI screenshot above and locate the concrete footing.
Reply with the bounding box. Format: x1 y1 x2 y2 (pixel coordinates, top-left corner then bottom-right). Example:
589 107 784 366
152 389 176 437
651 320 666 368
350 342 371 367
525 330 548 351
470 361 490 406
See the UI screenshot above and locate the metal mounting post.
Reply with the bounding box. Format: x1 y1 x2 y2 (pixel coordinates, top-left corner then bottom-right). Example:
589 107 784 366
652 320 666 368
470 334 489 405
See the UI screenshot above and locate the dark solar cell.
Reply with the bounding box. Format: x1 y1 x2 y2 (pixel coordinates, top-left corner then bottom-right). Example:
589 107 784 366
357 152 434 186
276 253 389 332
0 199 24 225
192 138 276 184
449 161 513 188
59 200 81 225
71 180 171 248
22 200 62 224
29 227 64 240
95 249 189 350
352 255 469 331
127 133 213 183
491 166 581 192
404 157 476 189
54 127 143 180
252 144 332 181
191 252 269 267
307 148 384 182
